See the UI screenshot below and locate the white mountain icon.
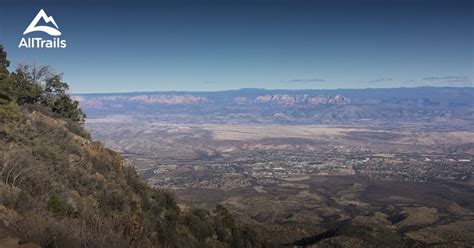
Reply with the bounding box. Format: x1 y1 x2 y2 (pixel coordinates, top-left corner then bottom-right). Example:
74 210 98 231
23 9 61 36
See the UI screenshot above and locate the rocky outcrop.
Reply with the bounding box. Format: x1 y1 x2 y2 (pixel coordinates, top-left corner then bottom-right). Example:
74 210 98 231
74 94 209 107
249 94 350 105
127 95 209 105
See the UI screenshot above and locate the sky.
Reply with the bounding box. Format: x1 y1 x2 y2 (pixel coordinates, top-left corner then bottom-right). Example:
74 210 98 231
0 0 472 93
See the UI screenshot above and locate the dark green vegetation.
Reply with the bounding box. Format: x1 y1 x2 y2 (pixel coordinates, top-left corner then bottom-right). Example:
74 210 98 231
0 54 85 124
0 45 262 247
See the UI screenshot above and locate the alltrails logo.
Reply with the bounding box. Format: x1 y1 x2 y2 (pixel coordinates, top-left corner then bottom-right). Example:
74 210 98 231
19 9 67 48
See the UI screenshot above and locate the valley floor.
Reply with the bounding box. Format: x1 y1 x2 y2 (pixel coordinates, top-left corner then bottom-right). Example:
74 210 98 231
87 121 474 246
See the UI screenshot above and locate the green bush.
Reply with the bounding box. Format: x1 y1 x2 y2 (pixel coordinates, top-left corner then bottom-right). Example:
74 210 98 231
65 119 90 139
47 193 69 218
0 101 20 121
215 204 235 229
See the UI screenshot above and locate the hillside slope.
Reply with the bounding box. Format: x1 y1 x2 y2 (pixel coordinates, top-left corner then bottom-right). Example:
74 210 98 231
0 108 261 247
0 45 261 248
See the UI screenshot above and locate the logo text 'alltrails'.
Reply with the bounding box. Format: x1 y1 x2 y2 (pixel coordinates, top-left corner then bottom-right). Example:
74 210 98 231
19 9 67 48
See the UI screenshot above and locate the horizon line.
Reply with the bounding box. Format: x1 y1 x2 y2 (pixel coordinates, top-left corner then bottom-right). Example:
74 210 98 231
71 85 474 95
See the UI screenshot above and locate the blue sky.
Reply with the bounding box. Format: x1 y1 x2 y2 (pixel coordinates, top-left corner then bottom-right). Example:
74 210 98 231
0 0 472 93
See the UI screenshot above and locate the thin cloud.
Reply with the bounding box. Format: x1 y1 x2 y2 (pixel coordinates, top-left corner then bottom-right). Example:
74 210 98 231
406 76 472 86
287 78 326 84
368 78 392 83
422 76 469 81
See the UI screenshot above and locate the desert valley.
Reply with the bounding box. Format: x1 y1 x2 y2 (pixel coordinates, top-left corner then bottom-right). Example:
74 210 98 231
76 87 474 246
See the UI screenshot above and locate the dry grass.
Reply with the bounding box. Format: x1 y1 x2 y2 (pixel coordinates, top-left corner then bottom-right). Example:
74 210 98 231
396 207 438 228
202 124 364 141
406 220 474 245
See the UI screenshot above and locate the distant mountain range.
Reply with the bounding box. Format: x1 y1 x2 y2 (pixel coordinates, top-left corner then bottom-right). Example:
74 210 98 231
74 87 472 107
73 92 351 107
74 87 473 128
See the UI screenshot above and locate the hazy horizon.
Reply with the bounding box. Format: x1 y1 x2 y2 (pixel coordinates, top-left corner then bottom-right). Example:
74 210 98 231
70 85 473 95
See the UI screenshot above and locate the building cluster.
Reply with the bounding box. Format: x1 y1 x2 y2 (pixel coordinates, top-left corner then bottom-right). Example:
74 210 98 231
145 152 472 190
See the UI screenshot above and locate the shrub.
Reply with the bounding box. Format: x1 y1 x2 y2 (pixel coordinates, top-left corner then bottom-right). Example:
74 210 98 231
65 119 90 139
47 193 69 218
0 101 20 121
